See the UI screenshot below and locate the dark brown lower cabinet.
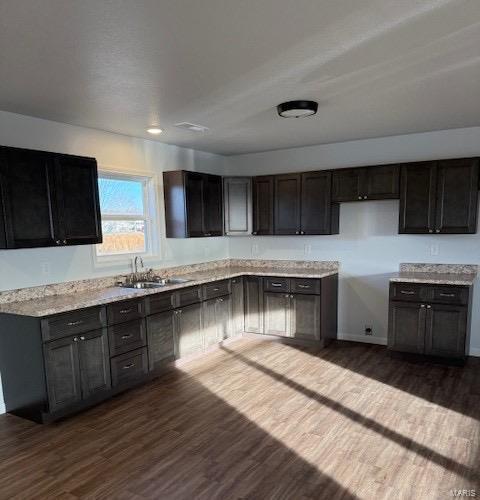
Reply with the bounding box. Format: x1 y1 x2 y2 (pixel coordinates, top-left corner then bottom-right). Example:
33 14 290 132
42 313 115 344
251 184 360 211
244 276 264 333
146 311 175 370
203 295 232 347
175 302 203 358
264 292 291 336
45 328 111 413
388 282 471 361
291 294 321 341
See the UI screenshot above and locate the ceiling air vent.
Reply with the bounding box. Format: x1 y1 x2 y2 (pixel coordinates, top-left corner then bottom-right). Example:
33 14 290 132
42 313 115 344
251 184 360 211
174 122 209 132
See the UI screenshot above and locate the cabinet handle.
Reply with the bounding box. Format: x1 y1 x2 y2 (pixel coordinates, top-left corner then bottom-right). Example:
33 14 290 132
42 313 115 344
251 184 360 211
363 196 367 200
301 231 305 235
357 196 362 200
122 363 135 370
428 229 433 233
295 231 300 235
271 283 283 287
63 239 67 244
426 305 432 309
55 240 62 245
252 231 257 235
73 337 79 342
218 298 223 302
119 308 132 314
420 304 425 308
67 320 83 326
204 233 211 236
80 336 85 341
439 293 455 298
400 290 415 295
435 229 440 233
284 294 289 298
290 295 294 298
297 284 310 289
121 334 133 340
213 288 220 291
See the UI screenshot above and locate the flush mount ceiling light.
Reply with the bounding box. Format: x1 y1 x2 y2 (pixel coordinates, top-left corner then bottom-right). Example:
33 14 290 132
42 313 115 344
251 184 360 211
277 100 318 118
146 127 163 135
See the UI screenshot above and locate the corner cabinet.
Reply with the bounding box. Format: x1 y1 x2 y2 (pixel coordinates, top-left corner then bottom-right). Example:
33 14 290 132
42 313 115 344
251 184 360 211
0 146 102 249
163 170 223 238
399 159 479 234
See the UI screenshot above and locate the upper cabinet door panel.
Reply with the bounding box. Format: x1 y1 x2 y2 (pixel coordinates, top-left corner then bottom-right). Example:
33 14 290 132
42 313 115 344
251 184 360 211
301 171 333 235
252 176 274 235
274 174 301 235
54 155 102 245
185 172 205 237
0 147 57 248
365 165 400 200
399 162 437 234
204 174 223 236
223 177 252 235
435 159 478 234
331 168 363 202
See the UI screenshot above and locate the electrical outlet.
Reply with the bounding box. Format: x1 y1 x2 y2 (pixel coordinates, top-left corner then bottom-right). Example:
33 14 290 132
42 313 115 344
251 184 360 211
430 243 439 256
304 244 312 255
41 262 51 276
252 243 259 255
364 325 373 336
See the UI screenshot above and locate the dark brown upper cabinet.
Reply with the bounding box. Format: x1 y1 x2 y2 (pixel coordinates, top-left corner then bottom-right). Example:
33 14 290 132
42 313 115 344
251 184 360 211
0 146 102 249
163 170 223 238
252 175 274 235
332 165 400 202
399 159 478 234
273 171 338 235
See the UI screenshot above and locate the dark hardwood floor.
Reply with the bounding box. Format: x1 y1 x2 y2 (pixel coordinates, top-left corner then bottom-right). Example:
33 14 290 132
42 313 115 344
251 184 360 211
0 339 478 499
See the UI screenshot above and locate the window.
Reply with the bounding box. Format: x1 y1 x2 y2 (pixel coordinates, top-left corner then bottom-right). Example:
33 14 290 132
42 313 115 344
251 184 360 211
96 172 157 259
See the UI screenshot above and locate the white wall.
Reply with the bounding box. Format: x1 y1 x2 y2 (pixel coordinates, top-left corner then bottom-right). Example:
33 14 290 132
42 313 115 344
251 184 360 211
0 111 229 292
225 127 480 354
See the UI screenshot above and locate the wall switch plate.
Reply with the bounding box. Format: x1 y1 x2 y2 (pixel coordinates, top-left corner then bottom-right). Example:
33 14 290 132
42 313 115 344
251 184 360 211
304 244 312 255
430 243 439 256
364 325 373 336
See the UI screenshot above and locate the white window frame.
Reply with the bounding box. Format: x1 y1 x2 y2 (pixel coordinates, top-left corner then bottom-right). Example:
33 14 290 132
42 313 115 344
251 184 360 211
93 168 160 267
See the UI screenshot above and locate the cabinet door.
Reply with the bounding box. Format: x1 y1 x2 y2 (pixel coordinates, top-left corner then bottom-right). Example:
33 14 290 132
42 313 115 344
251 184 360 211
435 159 478 234
399 162 437 234
425 304 467 358
185 172 205 237
175 302 203 358
274 174 301 235
204 174 223 236
44 336 82 412
244 276 264 333
216 295 232 340
291 294 320 341
147 311 175 370
364 165 400 200
252 176 274 235
231 277 244 335
223 177 252 235
203 298 218 348
78 329 111 399
264 292 290 337
301 171 334 235
332 168 363 202
53 155 102 245
0 147 58 248
388 301 425 354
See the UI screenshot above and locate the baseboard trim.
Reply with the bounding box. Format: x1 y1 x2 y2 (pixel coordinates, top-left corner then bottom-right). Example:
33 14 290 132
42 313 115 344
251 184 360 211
469 348 480 358
337 333 387 346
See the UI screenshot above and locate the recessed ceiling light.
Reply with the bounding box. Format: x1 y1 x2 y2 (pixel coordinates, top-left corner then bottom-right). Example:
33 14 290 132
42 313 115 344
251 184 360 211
147 127 163 135
277 100 318 118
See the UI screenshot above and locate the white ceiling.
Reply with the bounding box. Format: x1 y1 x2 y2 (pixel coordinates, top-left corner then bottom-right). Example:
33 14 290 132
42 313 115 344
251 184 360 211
1 0 479 155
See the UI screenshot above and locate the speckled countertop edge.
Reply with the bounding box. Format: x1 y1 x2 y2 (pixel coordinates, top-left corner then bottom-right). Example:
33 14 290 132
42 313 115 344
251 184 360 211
391 262 478 286
0 262 339 317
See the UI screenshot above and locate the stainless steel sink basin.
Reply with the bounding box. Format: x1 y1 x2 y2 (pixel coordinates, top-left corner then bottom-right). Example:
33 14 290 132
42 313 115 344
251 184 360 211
119 277 192 289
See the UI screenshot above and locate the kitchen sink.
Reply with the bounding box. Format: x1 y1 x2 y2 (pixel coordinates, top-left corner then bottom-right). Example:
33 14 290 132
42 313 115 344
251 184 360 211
119 277 192 289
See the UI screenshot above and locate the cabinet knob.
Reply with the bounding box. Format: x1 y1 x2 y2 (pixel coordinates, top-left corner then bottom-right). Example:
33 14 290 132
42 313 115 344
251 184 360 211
435 229 440 233
428 229 433 233
63 239 67 244
56 240 61 245
363 196 367 200
295 231 299 235
300 231 305 235
73 337 79 342
420 304 425 308
426 305 432 309
284 294 289 298
290 295 294 298
80 336 85 341
252 231 257 235
358 196 362 200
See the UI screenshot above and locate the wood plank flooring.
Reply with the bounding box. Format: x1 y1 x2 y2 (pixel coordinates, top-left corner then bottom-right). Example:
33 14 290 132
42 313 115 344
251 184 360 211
0 338 479 499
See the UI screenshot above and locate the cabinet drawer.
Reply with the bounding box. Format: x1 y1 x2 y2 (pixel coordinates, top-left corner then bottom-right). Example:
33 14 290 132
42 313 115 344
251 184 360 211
111 347 148 387
431 286 469 305
174 286 201 307
108 319 146 357
107 299 144 325
145 292 175 315
264 277 290 293
42 306 106 341
291 278 320 295
391 283 423 302
202 280 231 300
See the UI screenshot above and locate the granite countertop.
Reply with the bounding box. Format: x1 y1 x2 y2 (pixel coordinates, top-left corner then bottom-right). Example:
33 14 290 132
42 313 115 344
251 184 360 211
390 272 477 286
0 265 338 317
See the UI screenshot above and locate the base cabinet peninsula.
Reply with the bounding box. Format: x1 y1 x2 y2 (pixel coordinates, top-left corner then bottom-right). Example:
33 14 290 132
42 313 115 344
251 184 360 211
0 266 338 423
